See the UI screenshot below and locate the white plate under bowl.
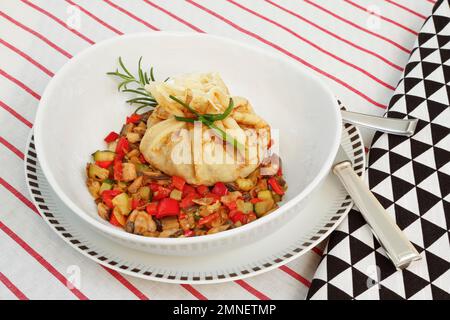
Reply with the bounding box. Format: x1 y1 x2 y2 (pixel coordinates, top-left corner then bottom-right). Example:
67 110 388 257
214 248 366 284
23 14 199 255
25 120 364 284
33 32 342 255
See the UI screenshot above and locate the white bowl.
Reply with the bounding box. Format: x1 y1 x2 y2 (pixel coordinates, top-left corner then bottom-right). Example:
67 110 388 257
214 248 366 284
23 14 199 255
34 32 341 256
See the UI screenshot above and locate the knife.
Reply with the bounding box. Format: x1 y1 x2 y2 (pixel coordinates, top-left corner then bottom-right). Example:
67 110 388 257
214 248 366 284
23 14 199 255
341 110 418 137
333 147 421 270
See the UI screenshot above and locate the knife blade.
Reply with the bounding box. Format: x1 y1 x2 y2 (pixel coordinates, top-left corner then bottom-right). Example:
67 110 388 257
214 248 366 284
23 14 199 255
333 146 421 270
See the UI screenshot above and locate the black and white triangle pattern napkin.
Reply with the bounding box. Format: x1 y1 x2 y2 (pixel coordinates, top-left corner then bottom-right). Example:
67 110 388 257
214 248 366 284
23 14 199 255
307 0 450 300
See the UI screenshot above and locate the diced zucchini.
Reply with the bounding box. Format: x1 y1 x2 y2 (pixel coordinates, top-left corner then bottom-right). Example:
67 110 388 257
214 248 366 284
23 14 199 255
92 150 115 162
254 199 275 217
112 193 131 216
87 163 110 181
112 207 126 226
138 186 152 202
236 199 254 214
99 181 113 194
257 190 273 201
235 178 255 191
170 189 183 201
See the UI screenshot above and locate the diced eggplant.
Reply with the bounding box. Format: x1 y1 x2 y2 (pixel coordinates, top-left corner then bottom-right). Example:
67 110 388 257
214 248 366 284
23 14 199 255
92 150 115 162
112 193 131 216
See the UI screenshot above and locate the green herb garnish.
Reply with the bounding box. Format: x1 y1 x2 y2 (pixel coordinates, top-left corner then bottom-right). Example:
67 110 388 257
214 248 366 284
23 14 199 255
169 95 243 151
107 57 158 112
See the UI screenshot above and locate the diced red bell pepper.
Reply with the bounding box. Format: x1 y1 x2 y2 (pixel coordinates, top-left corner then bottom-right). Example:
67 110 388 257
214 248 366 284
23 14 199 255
180 192 200 209
102 189 122 209
146 202 158 215
109 214 122 226
198 213 219 226
95 160 113 169
182 184 196 197
229 210 247 224
268 177 285 195
113 158 123 181
157 198 180 218
126 113 141 124
196 185 209 196
115 137 129 157
224 200 237 210
131 198 144 210
250 198 263 204
184 230 194 237
104 131 119 143
172 176 186 191
247 212 257 222
179 212 187 220
152 186 172 201
205 192 221 202
212 182 228 196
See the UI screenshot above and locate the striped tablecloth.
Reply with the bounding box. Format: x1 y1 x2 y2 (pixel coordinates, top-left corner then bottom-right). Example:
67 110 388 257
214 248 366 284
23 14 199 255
0 0 435 300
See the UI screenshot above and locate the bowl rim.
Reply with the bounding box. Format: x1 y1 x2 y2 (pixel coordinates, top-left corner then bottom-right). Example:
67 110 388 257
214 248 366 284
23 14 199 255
34 31 342 245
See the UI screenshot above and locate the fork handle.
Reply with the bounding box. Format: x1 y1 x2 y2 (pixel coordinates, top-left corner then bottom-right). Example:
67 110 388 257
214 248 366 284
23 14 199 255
333 161 421 270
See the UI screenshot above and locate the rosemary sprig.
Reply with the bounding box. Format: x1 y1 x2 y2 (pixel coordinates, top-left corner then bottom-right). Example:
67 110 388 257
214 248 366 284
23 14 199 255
169 95 243 151
107 57 158 112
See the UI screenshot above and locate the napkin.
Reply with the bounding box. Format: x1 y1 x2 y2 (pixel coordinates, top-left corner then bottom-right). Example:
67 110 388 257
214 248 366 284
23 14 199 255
307 0 450 300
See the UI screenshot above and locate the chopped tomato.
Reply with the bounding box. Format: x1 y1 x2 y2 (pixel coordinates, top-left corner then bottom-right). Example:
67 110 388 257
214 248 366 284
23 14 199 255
113 158 123 181
196 185 209 196
198 213 219 226
172 176 186 191
180 192 200 209
268 177 285 195
250 198 263 204
230 210 247 224
109 214 122 226
126 113 141 124
152 186 171 201
104 131 119 143
115 137 129 157
131 198 143 210
102 189 122 209
184 230 194 237
157 198 180 219
211 182 228 196
146 202 158 215
182 184 196 197
95 160 113 169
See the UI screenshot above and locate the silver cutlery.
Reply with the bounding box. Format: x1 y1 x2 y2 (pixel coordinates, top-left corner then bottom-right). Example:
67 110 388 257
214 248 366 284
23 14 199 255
333 147 421 269
341 110 418 137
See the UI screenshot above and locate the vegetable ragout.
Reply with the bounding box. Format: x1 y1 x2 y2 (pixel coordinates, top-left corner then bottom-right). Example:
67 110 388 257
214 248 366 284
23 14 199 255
86 110 287 238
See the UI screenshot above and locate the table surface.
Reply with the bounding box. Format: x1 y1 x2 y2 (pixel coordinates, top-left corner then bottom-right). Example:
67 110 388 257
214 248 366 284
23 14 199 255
0 0 435 300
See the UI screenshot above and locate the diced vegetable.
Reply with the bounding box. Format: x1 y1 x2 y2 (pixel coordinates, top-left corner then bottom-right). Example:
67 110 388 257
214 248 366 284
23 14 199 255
87 164 110 181
93 150 116 162
99 181 113 194
115 137 129 157
170 189 183 201
196 185 209 196
229 210 247 224
138 186 152 202
112 193 131 216
236 199 254 214
113 158 123 181
161 216 179 230
235 178 254 191
152 186 171 200
172 176 186 191
97 202 110 220
127 176 143 194
254 198 275 217
122 163 137 182
198 213 219 226
111 207 126 226
104 131 119 143
146 202 158 215
157 198 180 219
268 177 285 195
126 113 141 124
257 190 273 201
211 182 228 196
180 192 199 209
126 132 141 143
95 160 113 169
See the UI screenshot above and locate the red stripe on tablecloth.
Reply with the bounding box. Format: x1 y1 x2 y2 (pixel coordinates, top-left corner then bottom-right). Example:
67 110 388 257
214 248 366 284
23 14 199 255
0 221 89 300
344 0 418 35
0 101 33 128
142 0 205 33
304 0 410 53
0 272 29 300
65 0 123 35
227 0 395 90
103 0 160 31
0 11 72 58
181 284 208 300
312 247 323 256
0 69 41 100
266 0 403 71
0 137 24 160
0 177 39 215
0 39 54 77
186 0 386 109
279 265 311 287
385 0 427 19
235 280 270 300
102 267 149 300
20 0 95 44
